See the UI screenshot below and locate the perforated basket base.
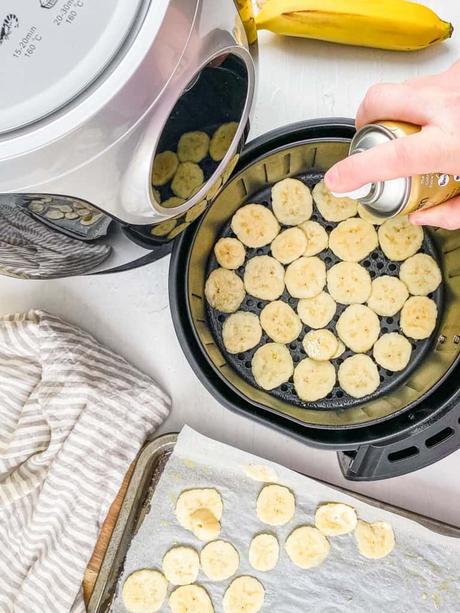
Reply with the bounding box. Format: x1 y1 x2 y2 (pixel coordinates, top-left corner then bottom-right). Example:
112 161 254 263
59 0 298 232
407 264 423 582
205 171 444 412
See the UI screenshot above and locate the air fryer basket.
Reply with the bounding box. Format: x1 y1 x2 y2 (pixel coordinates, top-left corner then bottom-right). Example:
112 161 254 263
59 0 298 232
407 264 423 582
180 127 460 429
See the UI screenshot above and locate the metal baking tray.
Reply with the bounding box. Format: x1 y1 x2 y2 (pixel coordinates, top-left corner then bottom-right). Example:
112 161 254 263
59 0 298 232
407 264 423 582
87 433 460 612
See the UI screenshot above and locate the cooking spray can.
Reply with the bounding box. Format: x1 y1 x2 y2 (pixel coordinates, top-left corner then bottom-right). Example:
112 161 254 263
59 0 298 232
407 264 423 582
341 121 460 219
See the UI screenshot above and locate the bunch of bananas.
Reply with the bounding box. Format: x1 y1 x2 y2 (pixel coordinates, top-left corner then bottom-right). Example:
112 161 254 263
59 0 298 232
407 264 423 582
255 0 453 51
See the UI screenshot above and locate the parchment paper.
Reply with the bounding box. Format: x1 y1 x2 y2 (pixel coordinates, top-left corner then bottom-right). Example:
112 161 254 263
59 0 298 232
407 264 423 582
112 427 460 612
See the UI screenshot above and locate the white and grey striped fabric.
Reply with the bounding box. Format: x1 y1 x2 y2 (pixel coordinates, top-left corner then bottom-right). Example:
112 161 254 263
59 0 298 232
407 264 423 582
0 310 171 612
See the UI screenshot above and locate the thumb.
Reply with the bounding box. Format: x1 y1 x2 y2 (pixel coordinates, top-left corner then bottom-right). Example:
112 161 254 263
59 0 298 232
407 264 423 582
409 196 460 230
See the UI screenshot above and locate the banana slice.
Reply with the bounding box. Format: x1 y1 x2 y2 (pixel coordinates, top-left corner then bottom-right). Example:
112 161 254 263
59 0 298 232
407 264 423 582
168 222 190 240
293 358 336 401
299 220 329 257
45 209 64 220
400 296 437 340
249 534 279 571
271 178 313 225
373 332 412 371
378 216 424 261
336 304 380 353
313 179 358 222
315 503 357 536
185 200 207 223
175 488 223 531
338 354 380 399
231 204 280 248
214 237 246 269
223 576 265 613
151 219 177 237
355 520 395 559
256 484 295 526
297 292 336 329
357 203 385 225
285 256 326 299
243 464 279 483
260 300 302 344
329 218 378 262
205 268 245 313
178 131 210 163
332 340 346 359
29 201 45 214
302 330 338 361
200 540 240 581
162 197 186 209
252 343 294 390
271 227 307 264
169 584 214 613
171 162 204 199
367 275 409 316
399 253 442 296
285 526 330 569
162 547 200 586
122 569 167 613
327 262 372 305
222 311 262 354
152 150 179 186
210 122 238 162
222 154 240 184
190 508 221 542
65 211 79 220
244 255 285 301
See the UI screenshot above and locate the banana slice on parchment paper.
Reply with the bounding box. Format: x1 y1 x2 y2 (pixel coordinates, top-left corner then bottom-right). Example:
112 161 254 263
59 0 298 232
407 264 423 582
329 217 378 262
285 256 326 299
252 343 294 390
169 584 214 613
315 503 358 536
175 488 223 531
260 300 302 344
338 354 380 398
244 255 285 301
285 526 330 569
298 219 329 256
367 275 409 316
200 540 240 581
162 546 200 586
400 296 438 340
355 520 395 559
293 357 336 401
152 150 179 186
327 261 372 305
214 237 246 270
399 253 442 296
210 122 238 162
222 311 262 354
231 204 280 248
122 569 168 613
178 131 210 163
256 484 296 526
297 291 336 329
302 329 338 361
171 162 204 199
249 533 280 571
205 268 245 313
373 332 412 372
223 576 265 613
271 178 313 225
313 179 358 222
271 227 307 264
190 508 221 541
378 216 424 261
336 304 380 353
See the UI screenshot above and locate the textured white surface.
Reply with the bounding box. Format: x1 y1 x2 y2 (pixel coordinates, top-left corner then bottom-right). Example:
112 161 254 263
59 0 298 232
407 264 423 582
1 0 459 527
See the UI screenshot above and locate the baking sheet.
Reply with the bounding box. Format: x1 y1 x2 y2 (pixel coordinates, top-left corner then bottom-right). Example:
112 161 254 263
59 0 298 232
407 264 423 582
112 427 460 612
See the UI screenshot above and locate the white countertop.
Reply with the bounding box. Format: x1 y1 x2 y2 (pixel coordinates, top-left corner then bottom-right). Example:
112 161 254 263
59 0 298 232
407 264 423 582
2 0 459 527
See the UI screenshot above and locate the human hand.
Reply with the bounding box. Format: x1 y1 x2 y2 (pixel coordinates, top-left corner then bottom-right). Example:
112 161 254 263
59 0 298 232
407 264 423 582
324 60 460 230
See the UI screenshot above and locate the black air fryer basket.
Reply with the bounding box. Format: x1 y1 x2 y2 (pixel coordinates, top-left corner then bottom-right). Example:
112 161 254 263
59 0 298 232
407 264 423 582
169 119 460 481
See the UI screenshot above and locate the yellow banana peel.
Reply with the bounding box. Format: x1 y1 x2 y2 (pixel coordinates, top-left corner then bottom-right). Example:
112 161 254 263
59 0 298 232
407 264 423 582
255 0 453 51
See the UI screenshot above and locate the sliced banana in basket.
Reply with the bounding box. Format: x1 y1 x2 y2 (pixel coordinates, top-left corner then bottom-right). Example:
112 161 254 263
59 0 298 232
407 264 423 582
178 131 210 163
285 256 326 299
338 354 380 399
169 584 214 613
249 533 279 572
378 215 424 261
327 261 372 305
315 503 358 536
302 330 338 361
222 311 262 354
200 540 240 581
152 150 179 186
161 196 185 209
329 218 378 262
252 343 294 390
297 291 336 329
162 546 200 586
399 253 442 296
205 268 245 313
332 340 346 359
122 569 168 613
313 179 358 222
259 300 302 344
190 508 221 541
355 520 395 559
367 275 409 317
244 255 285 301
285 526 330 569
214 237 246 270
400 296 438 340
271 178 313 225
373 332 412 372
171 162 204 199
357 203 385 225
298 220 329 256
210 122 238 162
175 488 223 531
293 357 336 401
256 484 296 526
231 204 280 248
336 304 380 353
271 227 307 264
223 576 265 613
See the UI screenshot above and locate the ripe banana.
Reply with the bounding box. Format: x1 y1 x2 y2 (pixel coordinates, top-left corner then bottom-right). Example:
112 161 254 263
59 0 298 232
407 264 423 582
255 0 453 51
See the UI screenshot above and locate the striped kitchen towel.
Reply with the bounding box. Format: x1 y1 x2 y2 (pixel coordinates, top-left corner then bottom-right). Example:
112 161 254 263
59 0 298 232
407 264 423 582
0 310 171 613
